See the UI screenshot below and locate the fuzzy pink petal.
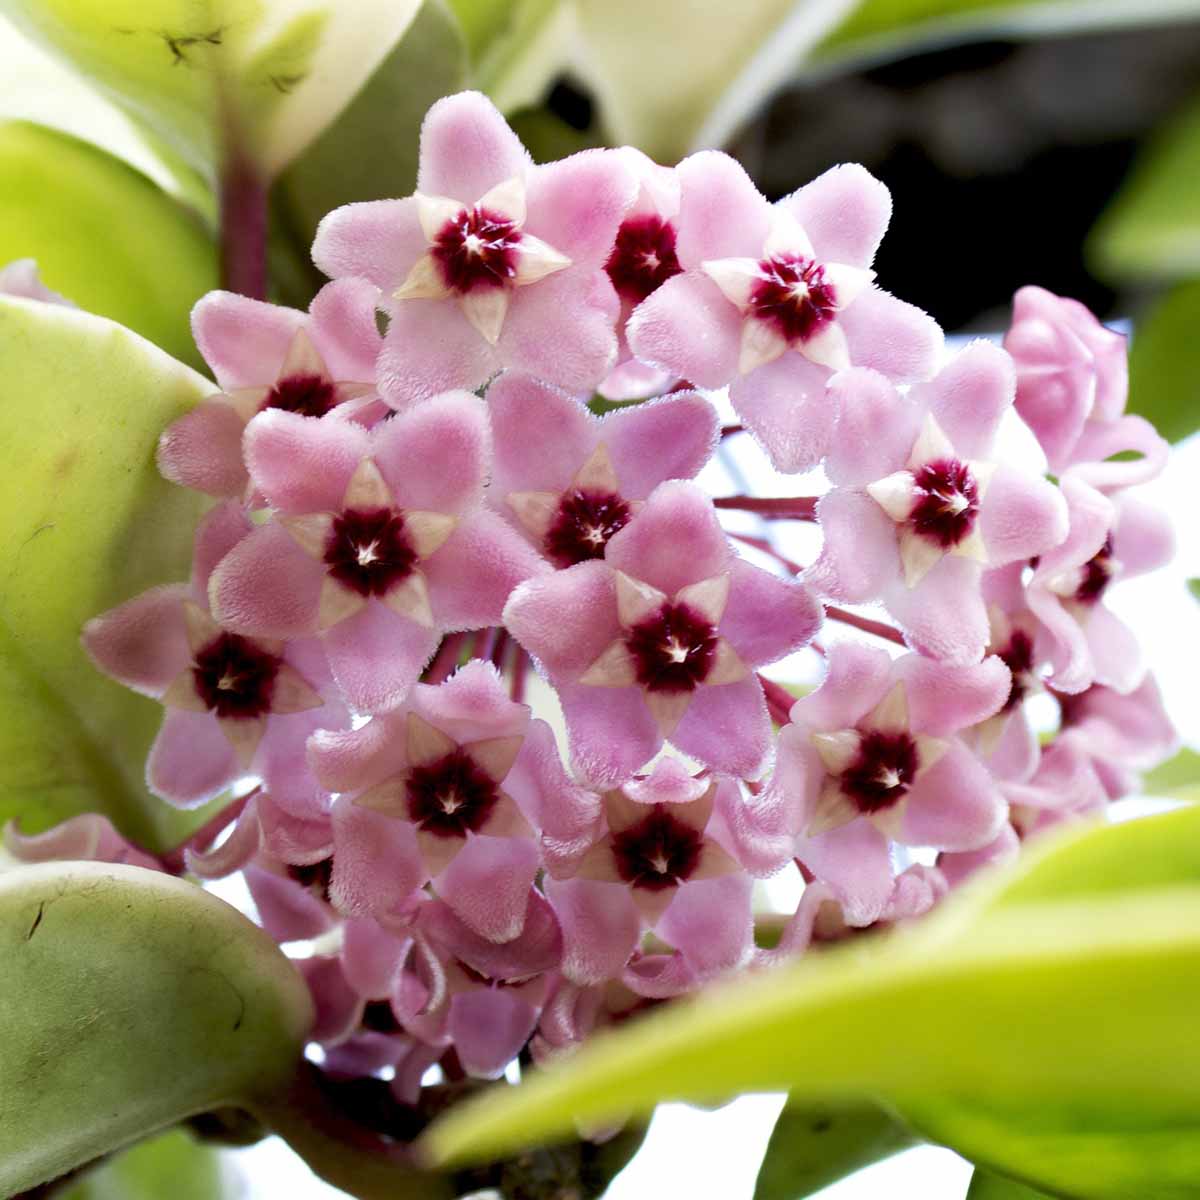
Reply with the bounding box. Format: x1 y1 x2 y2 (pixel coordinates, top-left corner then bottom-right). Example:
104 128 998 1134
1068 415 1169 491
626 273 742 388
797 820 895 927
729 352 837 474
897 652 1010 735
157 400 248 498
781 163 892 268
598 356 674 402
557 682 661 786
244 408 369 515
503 561 620 678
1113 495 1175 577
885 556 988 665
256 713 337 822
823 368 918 486
669 677 771 778
146 710 237 808
544 877 639 986
721 558 821 667
245 865 335 942
1034 476 1112 581
525 150 636 267
324 603 438 714
716 779 796 877
418 91 530 203
301 957 363 1045
657 873 752 979
497 269 620 395
921 340 1015 458
191 502 254 597
623 952 698 999
372 391 489 515
422 890 561 980
82 584 189 696
412 660 529 743
343 918 409 998
981 466 1069 568
191 291 306 390
309 278 383 380
330 795 426 917
4 813 158 870
806 489 898 603
377 299 495 409
257 792 334 864
605 480 729 597
186 799 262 879
1085 606 1144 694
793 641 895 732
903 743 1006 851
1027 588 1092 695
436 835 540 943
840 287 943 383
308 714 407 794
449 989 540 1079
938 824 1021 889
208 523 321 638
675 150 771 265
602 390 718 497
311 199 425 292
986 707 1040 784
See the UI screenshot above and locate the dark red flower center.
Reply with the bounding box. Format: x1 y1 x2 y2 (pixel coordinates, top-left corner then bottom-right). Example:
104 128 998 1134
610 805 704 890
625 602 718 694
748 254 838 344
287 857 333 903
998 628 1037 712
543 488 633 566
263 372 337 418
1075 536 1115 604
909 458 980 548
605 214 682 303
323 507 417 597
191 632 281 719
839 730 920 814
431 205 522 294
406 749 499 839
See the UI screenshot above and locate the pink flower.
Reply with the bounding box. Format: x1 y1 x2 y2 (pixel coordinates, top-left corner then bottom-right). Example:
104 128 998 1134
627 153 942 471
312 91 637 405
83 503 348 812
487 371 717 566
504 480 822 783
808 342 1069 664
207 392 545 713
157 281 383 499
0 258 73 306
3 813 159 870
1004 286 1168 489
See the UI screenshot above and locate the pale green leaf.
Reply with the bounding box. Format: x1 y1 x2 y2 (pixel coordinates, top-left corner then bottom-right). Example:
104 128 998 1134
0 862 312 1196
1189 578 1200 604
0 120 216 367
0 0 424 181
1141 748 1200 801
754 1099 913 1200
0 296 210 850
1125 279 1200 444
966 1168 1058 1200
60 1129 227 1200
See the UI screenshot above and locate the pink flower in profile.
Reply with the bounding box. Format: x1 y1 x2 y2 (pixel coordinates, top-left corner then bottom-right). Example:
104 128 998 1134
3 813 159 871
808 342 1068 664
1004 286 1168 490
157 281 383 499
759 643 1008 926
313 91 636 405
0 258 73 306
627 153 942 471
487 372 717 567
83 503 348 813
546 757 752 995
505 480 822 784
208 392 545 713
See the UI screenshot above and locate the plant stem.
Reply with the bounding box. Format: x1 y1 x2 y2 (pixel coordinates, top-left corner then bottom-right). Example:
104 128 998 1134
825 605 907 646
218 156 269 300
758 673 796 725
713 495 818 520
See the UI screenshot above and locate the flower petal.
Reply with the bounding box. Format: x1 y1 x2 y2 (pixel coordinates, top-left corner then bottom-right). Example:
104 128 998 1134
418 91 531 204
191 291 306 390
323 603 438 714
840 286 943 383
146 709 237 808
780 163 891 269
675 150 771 265
312 198 427 292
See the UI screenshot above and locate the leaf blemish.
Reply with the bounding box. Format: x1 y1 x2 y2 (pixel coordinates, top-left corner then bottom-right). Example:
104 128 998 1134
25 901 45 941
811 1117 833 1134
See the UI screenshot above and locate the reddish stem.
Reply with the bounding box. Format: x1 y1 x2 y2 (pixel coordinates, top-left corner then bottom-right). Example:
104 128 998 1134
160 788 256 874
713 495 818 520
424 632 467 685
757 674 795 725
729 532 804 574
488 627 510 669
720 423 744 438
825 605 906 646
510 643 529 703
218 156 269 300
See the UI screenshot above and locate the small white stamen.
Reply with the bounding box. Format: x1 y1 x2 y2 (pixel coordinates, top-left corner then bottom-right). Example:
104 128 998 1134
642 251 660 271
439 790 461 815
582 524 605 546
217 672 239 692
663 637 689 664
463 233 484 256
356 541 380 567
649 853 670 874
789 280 810 303
876 766 902 790
936 489 969 516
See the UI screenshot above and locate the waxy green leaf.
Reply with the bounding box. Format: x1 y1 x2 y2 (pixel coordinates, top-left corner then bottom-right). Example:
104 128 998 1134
0 296 210 850
59 1129 227 1200
1141 748 1200 803
967 1169 1058 1200
1123 279 1200 444
0 862 312 1196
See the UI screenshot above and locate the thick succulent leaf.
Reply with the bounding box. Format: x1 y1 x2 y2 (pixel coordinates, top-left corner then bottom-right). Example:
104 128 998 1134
422 810 1200 1200
59 1130 227 1200
1122 280 1200 444
0 296 209 850
280 0 468 255
1189 578 1200 604
0 0 423 181
754 1099 914 1200
967 1169 1058 1200
0 120 215 367
1141 748 1200 802
0 862 312 1196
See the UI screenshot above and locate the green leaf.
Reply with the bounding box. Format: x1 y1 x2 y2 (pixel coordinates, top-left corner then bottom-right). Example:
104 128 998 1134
0 120 216 367
1189 578 1200 604
966 1168 1058 1200
279 0 468 255
1125 279 1200 444
1089 92 1200 284
60 1129 226 1200
0 861 312 1196
0 0 425 181
1141 748 1200 802
754 1099 913 1200
422 810 1200 1200
0 295 210 850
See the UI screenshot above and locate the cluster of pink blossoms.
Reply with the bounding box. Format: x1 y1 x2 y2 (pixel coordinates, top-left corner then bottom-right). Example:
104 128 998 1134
8 92 1178 1115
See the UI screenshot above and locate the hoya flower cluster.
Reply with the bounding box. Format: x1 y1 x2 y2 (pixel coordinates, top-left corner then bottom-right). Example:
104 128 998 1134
8 92 1177 1119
